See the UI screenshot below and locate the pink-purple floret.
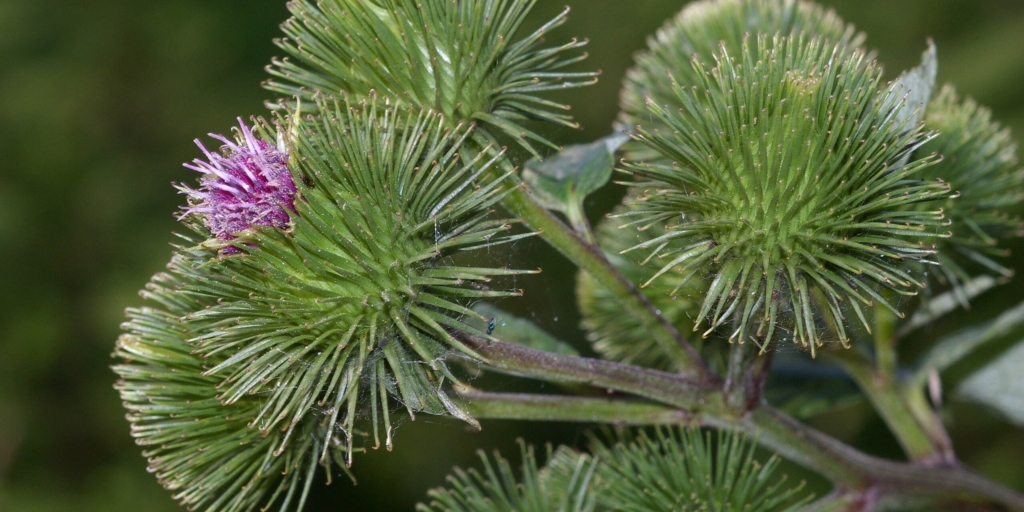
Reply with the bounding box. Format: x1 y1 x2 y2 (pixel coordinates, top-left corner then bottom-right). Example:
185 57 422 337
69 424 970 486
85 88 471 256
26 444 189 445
179 118 297 249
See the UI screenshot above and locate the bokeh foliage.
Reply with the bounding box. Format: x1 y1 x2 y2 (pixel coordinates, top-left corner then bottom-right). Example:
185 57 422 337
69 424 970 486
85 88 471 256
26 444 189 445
3 1 1024 510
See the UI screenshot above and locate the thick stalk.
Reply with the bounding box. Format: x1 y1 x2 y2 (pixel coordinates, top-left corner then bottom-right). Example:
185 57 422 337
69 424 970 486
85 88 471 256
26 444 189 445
455 331 722 411
724 340 773 411
826 349 947 463
475 135 708 378
816 292 951 463
736 406 873 488
563 197 597 245
456 391 693 425
874 303 898 379
502 183 705 374
903 384 956 463
457 332 1024 511
745 407 1024 511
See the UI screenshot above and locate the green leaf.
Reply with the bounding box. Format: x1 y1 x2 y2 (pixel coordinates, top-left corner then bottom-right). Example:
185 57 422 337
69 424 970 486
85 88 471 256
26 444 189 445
911 299 1024 389
891 40 938 131
958 340 1024 426
471 303 579 357
522 133 629 216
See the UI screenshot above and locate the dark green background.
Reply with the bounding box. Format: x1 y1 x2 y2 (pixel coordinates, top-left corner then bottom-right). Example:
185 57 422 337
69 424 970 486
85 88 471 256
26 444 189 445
3 1 1024 510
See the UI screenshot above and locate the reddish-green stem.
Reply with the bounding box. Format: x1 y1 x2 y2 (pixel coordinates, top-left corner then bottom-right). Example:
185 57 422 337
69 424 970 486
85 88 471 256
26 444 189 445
457 332 1024 511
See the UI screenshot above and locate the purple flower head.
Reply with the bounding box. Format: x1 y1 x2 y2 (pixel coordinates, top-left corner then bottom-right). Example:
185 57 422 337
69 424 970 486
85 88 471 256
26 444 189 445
179 118 297 245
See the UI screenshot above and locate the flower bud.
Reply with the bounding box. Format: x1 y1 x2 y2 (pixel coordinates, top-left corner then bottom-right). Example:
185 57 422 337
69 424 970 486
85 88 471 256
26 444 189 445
912 86 1024 300
114 97 532 510
266 0 598 156
619 35 952 353
620 0 864 164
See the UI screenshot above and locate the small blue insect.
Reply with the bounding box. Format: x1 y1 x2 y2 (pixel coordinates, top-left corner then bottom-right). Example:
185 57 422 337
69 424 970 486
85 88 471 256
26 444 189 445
487 317 496 335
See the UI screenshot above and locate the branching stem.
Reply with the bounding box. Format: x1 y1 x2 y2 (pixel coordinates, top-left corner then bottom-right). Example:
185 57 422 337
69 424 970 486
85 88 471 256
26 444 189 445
825 348 953 464
456 331 1024 511
455 331 722 412
481 139 711 380
564 196 598 245
465 136 1014 510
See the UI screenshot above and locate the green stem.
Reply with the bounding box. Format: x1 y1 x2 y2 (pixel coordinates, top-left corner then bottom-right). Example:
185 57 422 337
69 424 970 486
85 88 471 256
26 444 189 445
456 391 693 425
503 183 704 374
745 407 1024 511
826 349 944 463
456 332 1024 510
881 299 956 463
874 303 898 379
904 383 956 464
737 406 872 488
723 340 773 411
455 330 722 412
801 491 863 512
564 196 597 245
819 294 952 463
480 140 708 379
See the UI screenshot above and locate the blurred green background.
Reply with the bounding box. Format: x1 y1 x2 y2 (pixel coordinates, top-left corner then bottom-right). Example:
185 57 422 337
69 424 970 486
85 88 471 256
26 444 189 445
2 0 1024 510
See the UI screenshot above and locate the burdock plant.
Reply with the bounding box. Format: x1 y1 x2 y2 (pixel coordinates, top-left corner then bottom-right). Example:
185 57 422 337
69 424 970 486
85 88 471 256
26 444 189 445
113 0 1024 511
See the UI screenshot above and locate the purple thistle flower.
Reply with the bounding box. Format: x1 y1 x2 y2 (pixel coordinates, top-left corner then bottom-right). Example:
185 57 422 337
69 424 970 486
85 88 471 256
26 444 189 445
179 118 297 247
